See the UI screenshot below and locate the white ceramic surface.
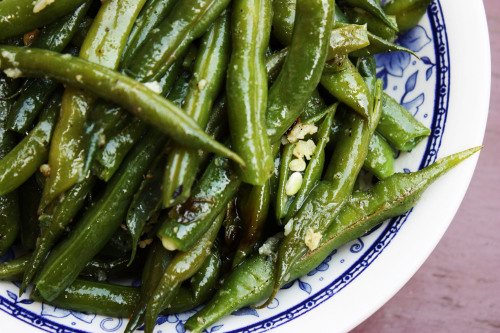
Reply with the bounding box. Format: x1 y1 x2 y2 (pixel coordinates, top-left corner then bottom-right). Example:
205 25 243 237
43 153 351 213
0 0 490 332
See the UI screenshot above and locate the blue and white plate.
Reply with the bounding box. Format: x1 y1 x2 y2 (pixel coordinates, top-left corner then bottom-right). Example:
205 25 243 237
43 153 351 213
0 0 490 332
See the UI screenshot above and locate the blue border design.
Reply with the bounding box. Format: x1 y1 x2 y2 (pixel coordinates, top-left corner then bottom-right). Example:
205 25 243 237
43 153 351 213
0 2 450 332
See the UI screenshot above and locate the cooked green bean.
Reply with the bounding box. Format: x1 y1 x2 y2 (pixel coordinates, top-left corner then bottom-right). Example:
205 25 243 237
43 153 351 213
144 212 223 333
39 0 148 210
227 0 274 185
364 133 395 179
343 7 397 41
0 46 245 167
340 0 399 31
383 0 435 32
84 57 183 181
264 80 383 308
0 74 20 257
0 0 89 40
125 0 231 82
378 92 431 151
31 279 139 318
232 178 272 267
163 12 230 206
120 0 179 67
320 57 372 120
35 129 167 301
185 147 480 332
0 254 31 281
272 1 370 60
6 2 91 133
157 151 241 252
125 154 165 264
276 142 296 220
125 239 175 333
20 174 95 294
266 0 335 142
0 91 61 196
284 103 338 221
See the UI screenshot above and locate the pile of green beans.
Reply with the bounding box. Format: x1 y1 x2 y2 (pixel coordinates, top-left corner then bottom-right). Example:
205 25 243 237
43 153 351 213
0 0 478 332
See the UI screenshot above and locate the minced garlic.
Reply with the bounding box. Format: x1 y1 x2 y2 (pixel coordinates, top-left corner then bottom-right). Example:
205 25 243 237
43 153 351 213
285 172 303 196
289 158 306 172
304 228 322 251
287 122 318 143
4 68 23 78
284 219 294 236
293 139 316 160
144 81 162 94
33 0 55 14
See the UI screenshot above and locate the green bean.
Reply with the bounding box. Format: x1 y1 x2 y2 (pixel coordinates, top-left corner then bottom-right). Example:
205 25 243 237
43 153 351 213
0 0 88 40
144 212 223 333
354 32 418 57
293 147 481 275
20 174 95 294
276 143 296 221
0 91 60 197
80 254 145 282
0 254 31 281
222 198 244 255
31 265 222 320
271 0 295 46
266 0 335 142
31 279 139 318
184 234 282 332
378 92 431 151
227 0 274 185
327 24 371 59
187 241 223 309
272 1 370 60
6 2 92 134
0 46 244 167
83 57 183 181
92 121 148 181
383 0 434 32
125 0 231 82
344 7 398 41
7 79 60 134
163 12 230 206
18 176 43 251
81 102 130 180
120 0 179 67
69 16 93 49
263 80 384 308
157 151 241 252
34 129 167 301
185 147 480 332
320 57 372 120
0 74 20 256
300 89 328 122
265 48 288 85
126 154 165 264
232 178 272 268
284 104 338 221
125 239 174 333
198 96 229 169
39 0 148 210
340 0 399 31
364 133 395 179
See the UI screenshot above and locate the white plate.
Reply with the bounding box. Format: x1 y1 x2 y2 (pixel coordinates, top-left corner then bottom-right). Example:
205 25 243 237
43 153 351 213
0 0 490 332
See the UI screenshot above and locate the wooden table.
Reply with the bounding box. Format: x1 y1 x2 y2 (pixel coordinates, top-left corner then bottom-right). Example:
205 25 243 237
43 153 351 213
352 1 500 331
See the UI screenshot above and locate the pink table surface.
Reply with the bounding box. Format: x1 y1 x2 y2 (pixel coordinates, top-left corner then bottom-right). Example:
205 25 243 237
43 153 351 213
352 1 500 331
